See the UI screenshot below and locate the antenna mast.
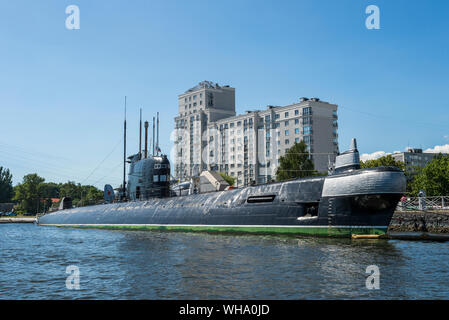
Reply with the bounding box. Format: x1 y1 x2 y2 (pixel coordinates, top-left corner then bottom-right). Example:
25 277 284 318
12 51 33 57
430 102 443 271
157 112 159 155
152 116 155 156
139 108 142 159
123 96 127 199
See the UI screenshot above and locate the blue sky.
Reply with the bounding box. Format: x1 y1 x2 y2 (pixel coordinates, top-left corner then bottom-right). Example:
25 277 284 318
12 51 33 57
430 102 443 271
1 0 448 187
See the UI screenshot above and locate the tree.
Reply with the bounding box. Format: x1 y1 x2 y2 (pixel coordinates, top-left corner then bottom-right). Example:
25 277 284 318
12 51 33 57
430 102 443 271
361 155 405 170
79 185 103 206
276 141 315 181
408 154 449 196
219 172 235 186
0 166 14 203
13 174 46 214
59 181 80 199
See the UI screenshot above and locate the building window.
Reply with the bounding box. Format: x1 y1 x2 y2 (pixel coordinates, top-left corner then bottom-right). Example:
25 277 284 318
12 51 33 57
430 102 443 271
230 123 234 128
295 137 300 143
277 132 281 137
237 121 242 126
303 126 312 135
277 140 280 145
295 128 300 134
285 139 290 145
275 123 280 128
303 107 312 116
295 119 299 125
275 114 280 119
295 110 299 115
285 130 289 136
304 136 312 144
284 120 289 126
285 112 289 117
303 117 312 125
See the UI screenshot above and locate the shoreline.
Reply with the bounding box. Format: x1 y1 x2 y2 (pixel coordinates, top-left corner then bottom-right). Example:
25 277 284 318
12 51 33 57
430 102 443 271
389 210 449 233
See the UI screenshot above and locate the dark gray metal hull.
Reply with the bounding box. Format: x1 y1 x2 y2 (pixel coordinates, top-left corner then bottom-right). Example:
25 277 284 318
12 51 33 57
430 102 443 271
38 167 406 237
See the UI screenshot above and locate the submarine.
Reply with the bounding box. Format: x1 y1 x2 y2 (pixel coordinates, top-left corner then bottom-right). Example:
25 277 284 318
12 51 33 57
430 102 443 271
38 112 406 238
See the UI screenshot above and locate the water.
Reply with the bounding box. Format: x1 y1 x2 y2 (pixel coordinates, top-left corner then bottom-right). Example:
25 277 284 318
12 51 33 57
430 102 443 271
0 223 448 299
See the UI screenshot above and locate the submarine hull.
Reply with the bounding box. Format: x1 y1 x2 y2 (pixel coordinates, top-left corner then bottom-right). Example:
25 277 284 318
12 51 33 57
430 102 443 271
38 167 406 238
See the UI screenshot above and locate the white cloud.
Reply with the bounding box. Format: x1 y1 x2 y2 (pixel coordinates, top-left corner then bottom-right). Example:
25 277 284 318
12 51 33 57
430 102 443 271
360 151 391 161
424 144 449 154
444 135 449 140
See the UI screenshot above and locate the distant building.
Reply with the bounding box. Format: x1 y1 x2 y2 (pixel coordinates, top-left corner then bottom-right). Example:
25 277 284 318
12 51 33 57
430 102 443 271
392 148 448 170
173 82 339 186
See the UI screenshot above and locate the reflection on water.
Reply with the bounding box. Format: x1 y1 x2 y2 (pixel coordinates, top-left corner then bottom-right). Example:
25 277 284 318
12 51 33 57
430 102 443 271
0 224 448 299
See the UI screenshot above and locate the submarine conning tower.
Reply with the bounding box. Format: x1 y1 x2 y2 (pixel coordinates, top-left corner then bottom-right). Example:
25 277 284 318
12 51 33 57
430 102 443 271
127 154 171 200
333 138 361 174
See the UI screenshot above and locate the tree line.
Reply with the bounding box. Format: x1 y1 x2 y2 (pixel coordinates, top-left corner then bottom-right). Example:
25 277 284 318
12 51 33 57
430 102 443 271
0 167 103 214
275 141 449 196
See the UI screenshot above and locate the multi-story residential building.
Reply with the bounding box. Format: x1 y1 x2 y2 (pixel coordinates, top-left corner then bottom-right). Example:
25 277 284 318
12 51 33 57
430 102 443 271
174 82 339 186
174 81 236 180
392 148 448 171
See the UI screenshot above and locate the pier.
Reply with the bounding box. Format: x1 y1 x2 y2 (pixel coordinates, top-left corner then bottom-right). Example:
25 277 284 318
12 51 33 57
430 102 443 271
0 217 36 223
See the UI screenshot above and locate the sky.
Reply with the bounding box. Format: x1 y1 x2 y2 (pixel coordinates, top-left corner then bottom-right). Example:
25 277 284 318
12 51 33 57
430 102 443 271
1 0 448 188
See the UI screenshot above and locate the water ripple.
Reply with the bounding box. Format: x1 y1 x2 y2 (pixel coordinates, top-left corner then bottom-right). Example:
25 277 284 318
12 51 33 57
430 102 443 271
0 224 448 299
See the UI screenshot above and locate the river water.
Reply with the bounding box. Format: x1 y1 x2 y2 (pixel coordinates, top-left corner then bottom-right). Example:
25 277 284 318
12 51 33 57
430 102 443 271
0 223 448 299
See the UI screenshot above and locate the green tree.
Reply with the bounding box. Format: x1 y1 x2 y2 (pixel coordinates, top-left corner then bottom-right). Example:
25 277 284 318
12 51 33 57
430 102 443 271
219 172 235 186
40 182 60 211
0 166 14 203
361 155 405 170
408 154 449 196
79 185 103 206
13 174 46 214
276 141 315 181
59 181 80 199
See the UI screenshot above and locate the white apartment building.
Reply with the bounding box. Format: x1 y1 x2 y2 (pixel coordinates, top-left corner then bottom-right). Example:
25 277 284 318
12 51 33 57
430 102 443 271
174 82 339 186
174 81 236 180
